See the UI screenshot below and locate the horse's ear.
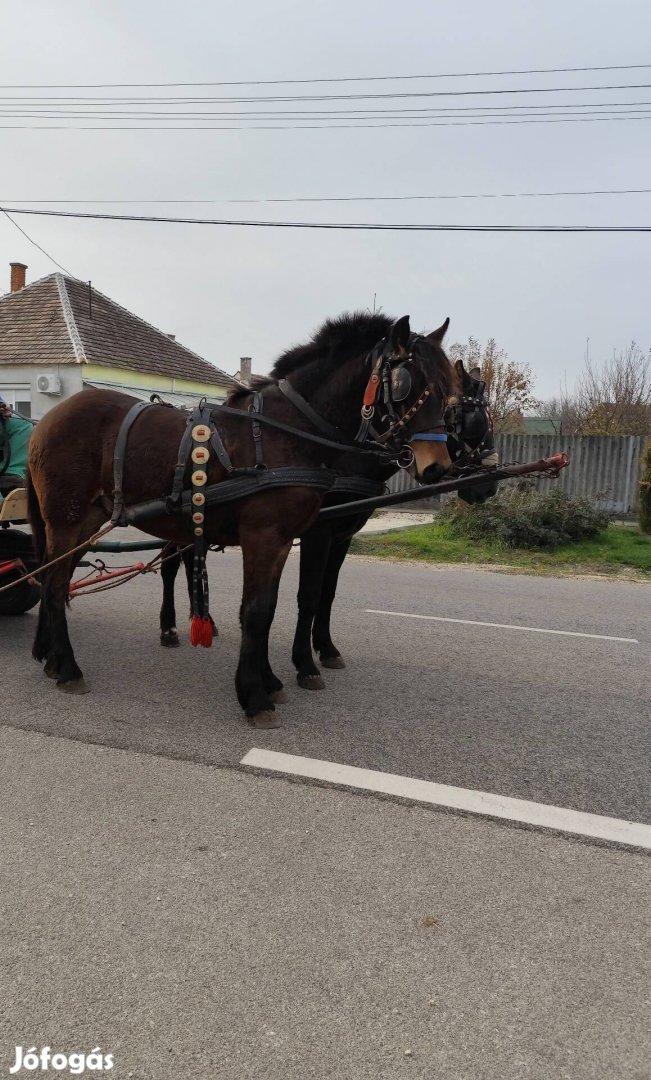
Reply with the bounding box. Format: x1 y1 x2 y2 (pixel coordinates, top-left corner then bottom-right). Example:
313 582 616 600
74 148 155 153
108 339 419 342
390 315 411 352
469 365 481 381
426 317 450 345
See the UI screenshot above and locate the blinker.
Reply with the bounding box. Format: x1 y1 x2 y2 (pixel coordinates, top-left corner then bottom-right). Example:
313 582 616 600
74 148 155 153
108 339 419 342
390 363 412 403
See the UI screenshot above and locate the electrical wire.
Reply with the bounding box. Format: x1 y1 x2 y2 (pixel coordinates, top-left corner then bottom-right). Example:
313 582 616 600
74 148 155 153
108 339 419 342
1 62 650 88
0 208 75 275
3 81 651 104
5 188 651 206
2 206 650 233
4 114 651 130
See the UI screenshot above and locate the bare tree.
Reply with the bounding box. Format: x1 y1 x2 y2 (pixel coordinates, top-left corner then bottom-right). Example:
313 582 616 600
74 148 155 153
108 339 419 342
564 343 651 436
537 398 563 436
448 336 540 433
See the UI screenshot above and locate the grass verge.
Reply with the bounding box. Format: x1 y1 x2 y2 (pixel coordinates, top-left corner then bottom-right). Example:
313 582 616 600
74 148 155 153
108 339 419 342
350 520 651 577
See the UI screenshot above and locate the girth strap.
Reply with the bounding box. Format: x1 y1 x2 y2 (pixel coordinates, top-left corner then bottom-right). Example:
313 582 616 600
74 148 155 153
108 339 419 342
111 400 155 525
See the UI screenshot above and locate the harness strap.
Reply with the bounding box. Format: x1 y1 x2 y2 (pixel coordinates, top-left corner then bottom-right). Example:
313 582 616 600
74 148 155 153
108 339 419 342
125 466 338 526
167 411 198 510
249 391 265 469
211 403 391 459
111 401 155 525
208 420 235 475
278 380 350 444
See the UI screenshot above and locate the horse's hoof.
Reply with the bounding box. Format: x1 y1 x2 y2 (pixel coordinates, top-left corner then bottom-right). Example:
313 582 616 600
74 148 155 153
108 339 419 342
44 664 59 680
160 630 180 648
297 673 326 691
320 655 346 670
56 678 91 695
270 688 288 704
249 711 282 730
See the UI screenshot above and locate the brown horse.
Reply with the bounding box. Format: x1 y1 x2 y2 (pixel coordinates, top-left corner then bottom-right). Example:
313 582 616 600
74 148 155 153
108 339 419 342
27 311 458 726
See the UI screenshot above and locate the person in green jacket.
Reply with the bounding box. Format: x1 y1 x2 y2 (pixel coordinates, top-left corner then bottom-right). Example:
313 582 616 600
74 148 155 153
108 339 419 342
0 396 33 497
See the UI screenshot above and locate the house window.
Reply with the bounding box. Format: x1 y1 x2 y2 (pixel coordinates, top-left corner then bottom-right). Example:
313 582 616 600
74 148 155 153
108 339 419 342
0 386 31 418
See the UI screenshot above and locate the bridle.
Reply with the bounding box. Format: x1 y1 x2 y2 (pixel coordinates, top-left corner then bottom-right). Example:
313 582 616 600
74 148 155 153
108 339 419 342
356 332 493 468
356 332 448 452
443 378 495 469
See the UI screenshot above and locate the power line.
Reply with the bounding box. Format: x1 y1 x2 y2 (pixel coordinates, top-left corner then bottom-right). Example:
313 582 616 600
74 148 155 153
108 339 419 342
3 104 651 120
5 188 651 206
2 206 651 233
1 208 75 275
1 62 650 88
2 81 651 103
4 114 651 131
2 95 651 110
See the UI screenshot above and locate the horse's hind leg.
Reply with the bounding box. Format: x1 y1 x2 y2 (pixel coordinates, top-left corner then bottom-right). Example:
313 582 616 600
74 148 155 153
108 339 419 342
159 544 182 647
39 511 106 692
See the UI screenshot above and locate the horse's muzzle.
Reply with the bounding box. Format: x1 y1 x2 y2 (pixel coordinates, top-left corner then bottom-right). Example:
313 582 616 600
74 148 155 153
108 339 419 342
419 462 451 486
458 477 499 504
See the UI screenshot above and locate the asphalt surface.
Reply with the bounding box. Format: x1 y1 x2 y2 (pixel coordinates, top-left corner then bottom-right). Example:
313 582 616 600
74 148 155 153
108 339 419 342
2 545 649 822
0 726 649 1080
1 549 650 1077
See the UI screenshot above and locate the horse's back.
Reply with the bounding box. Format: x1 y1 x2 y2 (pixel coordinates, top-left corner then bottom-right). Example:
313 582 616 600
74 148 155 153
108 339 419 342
28 388 143 516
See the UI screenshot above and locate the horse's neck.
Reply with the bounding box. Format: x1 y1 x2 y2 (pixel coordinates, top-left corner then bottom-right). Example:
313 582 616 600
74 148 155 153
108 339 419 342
291 355 369 438
335 451 396 481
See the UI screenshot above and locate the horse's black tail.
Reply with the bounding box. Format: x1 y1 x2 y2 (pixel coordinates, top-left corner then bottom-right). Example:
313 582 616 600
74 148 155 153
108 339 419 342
26 467 47 566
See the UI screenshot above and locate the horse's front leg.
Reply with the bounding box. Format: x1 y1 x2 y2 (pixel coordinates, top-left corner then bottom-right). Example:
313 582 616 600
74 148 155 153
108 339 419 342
159 544 183 647
236 533 292 728
312 530 357 669
292 525 332 690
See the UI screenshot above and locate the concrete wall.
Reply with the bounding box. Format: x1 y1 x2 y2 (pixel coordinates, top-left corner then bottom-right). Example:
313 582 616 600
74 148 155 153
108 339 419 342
387 434 647 516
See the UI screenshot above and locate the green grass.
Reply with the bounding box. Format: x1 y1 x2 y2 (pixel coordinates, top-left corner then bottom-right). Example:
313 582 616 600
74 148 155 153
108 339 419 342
350 520 651 577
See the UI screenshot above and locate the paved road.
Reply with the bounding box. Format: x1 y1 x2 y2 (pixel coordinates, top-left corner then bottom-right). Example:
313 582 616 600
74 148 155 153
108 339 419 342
1 552 650 1078
3 547 650 822
0 726 649 1080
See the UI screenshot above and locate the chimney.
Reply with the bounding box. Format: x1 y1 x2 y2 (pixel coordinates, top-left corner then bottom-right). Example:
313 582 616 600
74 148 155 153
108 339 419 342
10 262 27 292
167 333 176 340
239 357 252 385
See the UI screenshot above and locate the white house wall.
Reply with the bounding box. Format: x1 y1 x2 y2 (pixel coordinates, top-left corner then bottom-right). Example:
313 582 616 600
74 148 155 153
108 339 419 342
0 364 84 420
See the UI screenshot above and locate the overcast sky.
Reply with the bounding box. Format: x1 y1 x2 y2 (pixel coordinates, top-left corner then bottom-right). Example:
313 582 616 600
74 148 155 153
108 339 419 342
1 0 650 399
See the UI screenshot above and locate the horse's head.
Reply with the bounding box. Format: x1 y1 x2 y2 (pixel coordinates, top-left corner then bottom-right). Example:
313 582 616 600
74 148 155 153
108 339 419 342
364 315 457 485
447 358 499 504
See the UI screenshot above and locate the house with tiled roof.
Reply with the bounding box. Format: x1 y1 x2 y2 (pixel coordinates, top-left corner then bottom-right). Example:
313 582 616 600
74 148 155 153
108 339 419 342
0 262 238 419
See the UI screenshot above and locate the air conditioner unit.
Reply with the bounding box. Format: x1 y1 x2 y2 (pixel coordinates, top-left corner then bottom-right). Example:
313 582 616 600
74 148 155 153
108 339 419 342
37 374 62 395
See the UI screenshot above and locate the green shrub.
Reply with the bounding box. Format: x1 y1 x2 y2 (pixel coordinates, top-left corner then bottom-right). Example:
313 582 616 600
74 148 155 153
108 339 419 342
442 483 610 549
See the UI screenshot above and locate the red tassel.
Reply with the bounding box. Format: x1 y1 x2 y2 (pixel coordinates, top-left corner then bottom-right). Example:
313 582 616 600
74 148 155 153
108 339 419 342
190 615 214 648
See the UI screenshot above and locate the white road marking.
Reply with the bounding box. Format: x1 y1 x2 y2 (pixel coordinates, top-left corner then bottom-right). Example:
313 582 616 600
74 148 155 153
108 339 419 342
365 609 639 644
241 749 651 850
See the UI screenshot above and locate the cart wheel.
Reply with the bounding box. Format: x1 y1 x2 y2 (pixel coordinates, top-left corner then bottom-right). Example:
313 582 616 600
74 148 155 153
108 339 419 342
0 571 41 615
0 528 41 616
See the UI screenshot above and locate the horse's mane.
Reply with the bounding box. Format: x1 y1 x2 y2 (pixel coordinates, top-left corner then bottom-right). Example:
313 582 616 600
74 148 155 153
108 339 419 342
227 310 455 402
